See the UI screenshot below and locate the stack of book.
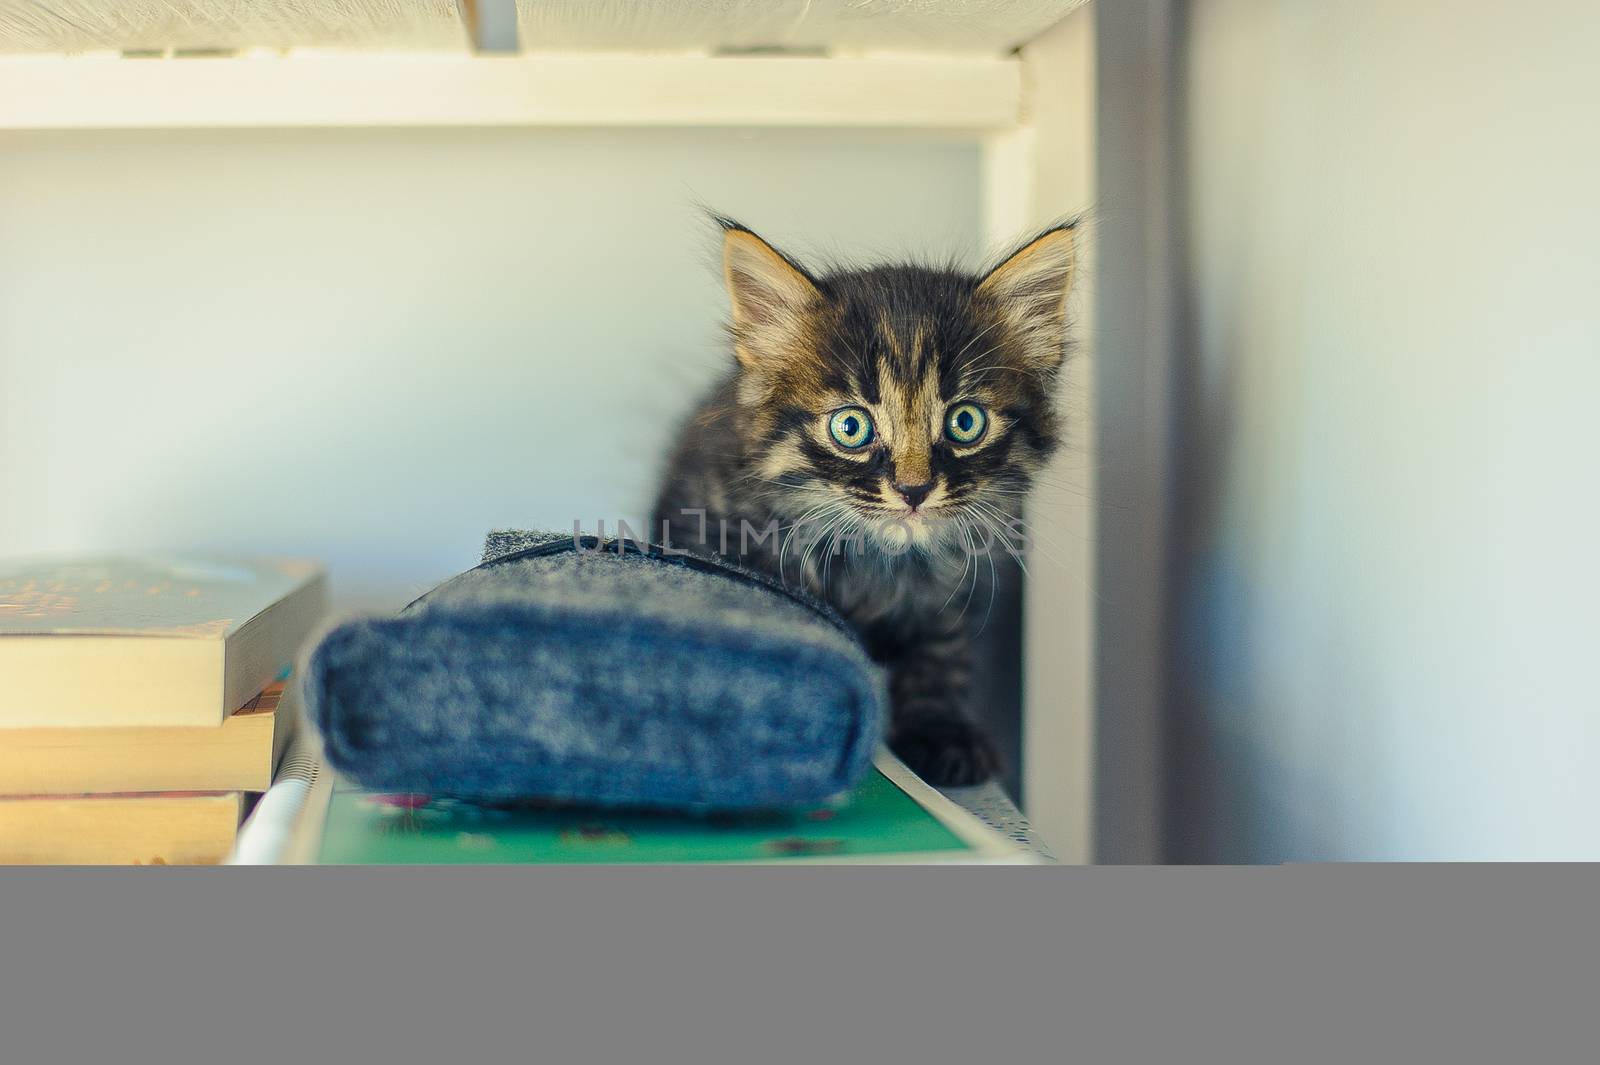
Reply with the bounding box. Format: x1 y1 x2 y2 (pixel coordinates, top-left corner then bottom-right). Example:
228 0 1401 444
0 557 326 864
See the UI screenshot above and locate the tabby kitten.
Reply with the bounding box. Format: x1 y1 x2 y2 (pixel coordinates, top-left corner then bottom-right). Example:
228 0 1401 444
653 218 1077 786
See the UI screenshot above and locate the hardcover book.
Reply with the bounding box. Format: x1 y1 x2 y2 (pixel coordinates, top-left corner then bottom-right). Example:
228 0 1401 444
0 556 326 728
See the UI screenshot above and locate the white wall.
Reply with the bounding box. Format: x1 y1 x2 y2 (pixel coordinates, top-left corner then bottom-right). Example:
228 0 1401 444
1175 0 1600 859
0 128 980 609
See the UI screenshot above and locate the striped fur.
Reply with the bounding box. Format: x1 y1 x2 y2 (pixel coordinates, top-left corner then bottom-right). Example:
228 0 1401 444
654 219 1076 785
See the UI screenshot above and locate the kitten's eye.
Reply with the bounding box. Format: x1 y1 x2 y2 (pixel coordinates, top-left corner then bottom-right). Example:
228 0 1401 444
828 407 875 449
945 402 988 444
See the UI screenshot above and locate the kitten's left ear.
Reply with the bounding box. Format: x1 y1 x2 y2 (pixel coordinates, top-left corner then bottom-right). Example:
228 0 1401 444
977 222 1078 371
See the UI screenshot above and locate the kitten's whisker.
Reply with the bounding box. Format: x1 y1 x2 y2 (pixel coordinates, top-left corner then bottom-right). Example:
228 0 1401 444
961 360 1033 378
779 500 841 534
971 513 1000 637
826 512 854 583
943 518 979 621
967 503 1031 580
727 469 824 493
1019 477 1094 499
950 345 1022 380
961 524 982 624
822 510 862 592
951 319 1002 366
974 502 1077 569
956 521 981 626
778 500 843 586
1008 519 1098 599
945 513 992 631
940 520 971 613
800 511 833 586
812 504 853 563
822 520 839 591
973 501 1032 559
801 506 851 589
970 502 1096 598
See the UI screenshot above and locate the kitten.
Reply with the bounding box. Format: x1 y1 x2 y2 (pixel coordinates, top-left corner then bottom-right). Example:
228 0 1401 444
653 218 1077 787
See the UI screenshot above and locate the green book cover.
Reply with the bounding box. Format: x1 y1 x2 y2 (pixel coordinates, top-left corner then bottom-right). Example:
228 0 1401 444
317 758 1019 865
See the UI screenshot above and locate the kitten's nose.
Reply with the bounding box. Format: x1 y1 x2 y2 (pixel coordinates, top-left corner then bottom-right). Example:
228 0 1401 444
893 480 935 510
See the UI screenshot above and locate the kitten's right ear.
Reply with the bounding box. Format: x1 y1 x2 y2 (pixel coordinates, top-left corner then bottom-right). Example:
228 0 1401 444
720 221 821 373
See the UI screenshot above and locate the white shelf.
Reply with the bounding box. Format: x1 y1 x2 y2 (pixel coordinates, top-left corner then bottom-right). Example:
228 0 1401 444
0 53 1021 131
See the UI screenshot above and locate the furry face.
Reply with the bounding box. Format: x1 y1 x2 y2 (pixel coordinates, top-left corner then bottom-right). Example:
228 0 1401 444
719 219 1076 555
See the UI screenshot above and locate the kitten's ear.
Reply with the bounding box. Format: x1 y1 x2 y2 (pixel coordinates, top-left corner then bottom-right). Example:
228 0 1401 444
721 222 821 372
976 222 1078 371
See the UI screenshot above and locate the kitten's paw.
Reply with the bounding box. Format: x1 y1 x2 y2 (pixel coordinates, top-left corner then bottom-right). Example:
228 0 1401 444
889 717 1001 787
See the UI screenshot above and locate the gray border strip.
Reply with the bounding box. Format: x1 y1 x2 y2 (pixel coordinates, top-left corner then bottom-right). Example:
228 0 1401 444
4 866 1598 1064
